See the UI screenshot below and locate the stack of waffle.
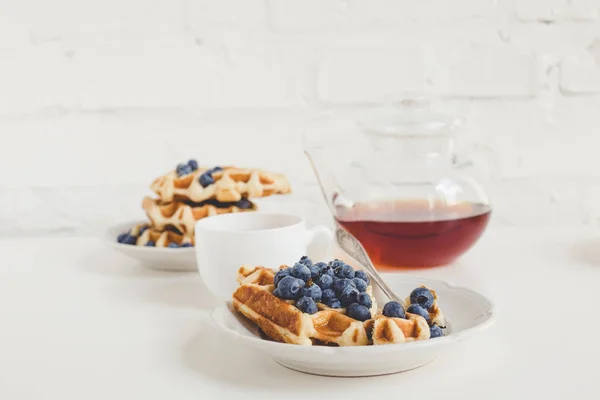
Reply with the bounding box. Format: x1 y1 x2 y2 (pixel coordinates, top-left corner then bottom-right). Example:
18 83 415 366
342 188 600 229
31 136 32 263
233 264 446 346
117 160 292 248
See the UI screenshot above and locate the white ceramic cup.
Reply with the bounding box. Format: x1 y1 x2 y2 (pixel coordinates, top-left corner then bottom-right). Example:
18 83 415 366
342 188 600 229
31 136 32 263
195 212 332 300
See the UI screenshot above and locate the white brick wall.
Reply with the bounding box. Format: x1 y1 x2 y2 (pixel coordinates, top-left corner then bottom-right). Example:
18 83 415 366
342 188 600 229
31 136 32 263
1 0 600 235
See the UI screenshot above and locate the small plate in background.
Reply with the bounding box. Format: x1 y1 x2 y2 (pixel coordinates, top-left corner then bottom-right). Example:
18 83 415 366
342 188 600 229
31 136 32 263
103 221 196 272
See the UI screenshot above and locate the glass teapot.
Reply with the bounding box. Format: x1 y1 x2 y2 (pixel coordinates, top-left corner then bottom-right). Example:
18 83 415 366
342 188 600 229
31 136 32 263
304 99 495 269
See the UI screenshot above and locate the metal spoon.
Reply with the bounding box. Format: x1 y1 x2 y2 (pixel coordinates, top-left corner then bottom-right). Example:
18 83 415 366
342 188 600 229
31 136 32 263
335 227 403 305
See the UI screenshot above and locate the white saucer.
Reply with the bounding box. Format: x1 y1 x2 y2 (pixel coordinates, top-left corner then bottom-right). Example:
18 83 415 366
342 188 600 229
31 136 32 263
211 274 495 377
103 221 196 272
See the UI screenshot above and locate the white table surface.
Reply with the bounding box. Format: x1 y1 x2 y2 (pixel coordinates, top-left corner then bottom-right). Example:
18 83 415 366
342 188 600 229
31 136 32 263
1 227 600 399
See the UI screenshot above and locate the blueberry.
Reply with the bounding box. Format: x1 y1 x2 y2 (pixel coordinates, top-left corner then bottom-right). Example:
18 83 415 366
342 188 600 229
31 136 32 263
296 297 318 314
300 284 322 302
320 265 335 277
199 173 215 188
315 274 333 290
346 303 371 322
357 292 372 309
326 299 342 309
334 263 355 279
354 270 370 285
410 287 435 310
298 255 313 267
407 304 431 323
340 286 359 306
328 259 345 269
314 262 327 271
188 159 198 170
145 241 156 247
167 242 180 248
235 198 253 209
321 289 336 304
180 243 193 248
211 166 223 173
176 163 193 176
333 278 355 296
352 277 367 293
275 276 305 300
117 233 128 243
138 226 149 235
308 265 320 279
123 235 137 245
274 268 292 287
273 288 282 298
382 301 406 319
291 262 311 282
430 324 444 339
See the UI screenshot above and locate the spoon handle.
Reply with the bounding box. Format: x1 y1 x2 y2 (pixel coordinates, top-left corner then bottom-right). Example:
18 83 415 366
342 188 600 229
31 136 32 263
335 227 403 304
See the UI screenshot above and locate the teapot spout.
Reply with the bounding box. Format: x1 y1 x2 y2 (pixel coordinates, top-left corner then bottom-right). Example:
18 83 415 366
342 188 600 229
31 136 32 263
304 147 338 216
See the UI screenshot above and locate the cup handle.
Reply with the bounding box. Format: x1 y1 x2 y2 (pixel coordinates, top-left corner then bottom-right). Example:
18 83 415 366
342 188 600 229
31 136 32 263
305 225 333 261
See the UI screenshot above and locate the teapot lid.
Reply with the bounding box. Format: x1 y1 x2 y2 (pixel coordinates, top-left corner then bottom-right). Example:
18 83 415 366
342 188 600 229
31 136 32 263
358 97 460 137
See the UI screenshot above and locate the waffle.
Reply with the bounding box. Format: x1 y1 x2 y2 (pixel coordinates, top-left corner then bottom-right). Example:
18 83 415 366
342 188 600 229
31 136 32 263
142 196 257 237
127 224 194 248
150 166 292 203
232 266 433 346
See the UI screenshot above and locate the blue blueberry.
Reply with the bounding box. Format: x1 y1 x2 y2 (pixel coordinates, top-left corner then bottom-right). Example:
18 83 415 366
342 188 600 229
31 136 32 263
407 304 431 323
117 233 128 243
180 243 193 248
145 241 156 247
320 265 335 277
176 163 193 176
291 262 311 282
357 292 372 309
295 297 318 314
430 324 444 338
273 288 282 298
340 286 359 306
334 263 355 279
321 289 336 304
352 277 367 293
314 262 327 270
138 226 149 235
308 265 320 279
210 166 223 173
274 268 291 287
326 299 342 309
346 303 371 322
315 274 333 290
167 242 180 248
410 287 435 310
123 235 137 245
300 284 322 302
328 259 345 269
188 159 198 170
333 278 355 296
382 301 406 319
275 276 305 300
298 255 313 267
199 173 214 188
354 270 370 285
235 198 253 209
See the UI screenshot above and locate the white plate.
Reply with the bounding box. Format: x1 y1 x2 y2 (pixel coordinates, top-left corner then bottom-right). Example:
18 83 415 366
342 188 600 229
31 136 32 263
210 274 496 377
103 221 196 272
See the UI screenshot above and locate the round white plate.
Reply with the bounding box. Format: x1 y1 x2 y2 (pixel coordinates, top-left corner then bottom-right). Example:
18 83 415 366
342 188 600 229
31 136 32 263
103 221 196 272
211 274 495 377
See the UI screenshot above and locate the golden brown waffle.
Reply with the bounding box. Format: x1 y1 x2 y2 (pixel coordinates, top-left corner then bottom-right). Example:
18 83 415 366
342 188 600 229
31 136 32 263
126 223 194 248
150 166 292 203
232 266 434 346
142 196 257 237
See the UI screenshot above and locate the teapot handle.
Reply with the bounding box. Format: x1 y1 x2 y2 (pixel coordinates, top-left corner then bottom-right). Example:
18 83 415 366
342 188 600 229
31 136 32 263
454 143 500 183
